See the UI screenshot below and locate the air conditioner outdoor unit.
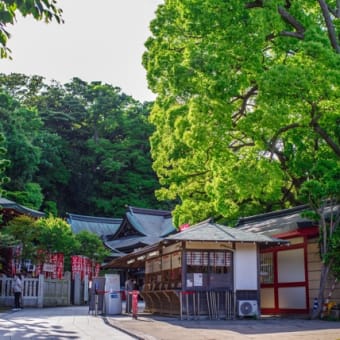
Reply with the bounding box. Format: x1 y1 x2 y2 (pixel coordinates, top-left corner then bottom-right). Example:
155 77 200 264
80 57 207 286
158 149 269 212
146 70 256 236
238 300 258 317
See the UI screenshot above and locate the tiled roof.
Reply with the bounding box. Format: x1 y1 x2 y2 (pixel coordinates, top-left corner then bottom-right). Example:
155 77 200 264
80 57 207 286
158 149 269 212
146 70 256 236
126 206 175 237
103 219 287 269
166 218 286 244
0 197 45 218
67 213 122 237
104 235 163 253
236 205 314 236
67 207 177 255
112 206 176 240
103 206 177 253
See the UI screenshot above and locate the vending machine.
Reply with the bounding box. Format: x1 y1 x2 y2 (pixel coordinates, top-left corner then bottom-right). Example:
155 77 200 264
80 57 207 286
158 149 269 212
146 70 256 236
104 274 122 314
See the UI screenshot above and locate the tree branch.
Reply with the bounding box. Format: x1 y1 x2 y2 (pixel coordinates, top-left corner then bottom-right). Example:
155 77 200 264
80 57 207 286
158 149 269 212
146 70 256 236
327 0 340 17
278 6 305 39
310 103 340 157
318 0 340 53
245 0 263 9
246 0 339 52
311 122 340 157
268 123 302 153
231 85 258 124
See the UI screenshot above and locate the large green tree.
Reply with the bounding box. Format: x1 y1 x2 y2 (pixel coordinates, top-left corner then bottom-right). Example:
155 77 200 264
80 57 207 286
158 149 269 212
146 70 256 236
0 74 168 216
143 0 339 319
36 78 166 216
0 89 43 209
143 0 339 226
0 0 63 208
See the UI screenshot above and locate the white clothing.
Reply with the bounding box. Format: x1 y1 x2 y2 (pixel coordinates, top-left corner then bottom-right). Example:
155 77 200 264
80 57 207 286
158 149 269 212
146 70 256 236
13 276 22 293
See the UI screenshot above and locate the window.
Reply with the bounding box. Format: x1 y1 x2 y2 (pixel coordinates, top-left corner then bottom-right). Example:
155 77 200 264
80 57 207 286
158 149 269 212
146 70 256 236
185 250 233 289
260 252 274 284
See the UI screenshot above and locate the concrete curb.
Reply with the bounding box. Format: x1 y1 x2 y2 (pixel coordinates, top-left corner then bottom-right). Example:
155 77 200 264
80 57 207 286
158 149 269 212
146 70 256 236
103 316 147 340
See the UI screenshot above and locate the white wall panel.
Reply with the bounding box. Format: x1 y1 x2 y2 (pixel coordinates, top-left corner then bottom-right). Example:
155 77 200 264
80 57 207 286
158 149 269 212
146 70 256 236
278 248 305 283
234 243 258 290
279 287 307 309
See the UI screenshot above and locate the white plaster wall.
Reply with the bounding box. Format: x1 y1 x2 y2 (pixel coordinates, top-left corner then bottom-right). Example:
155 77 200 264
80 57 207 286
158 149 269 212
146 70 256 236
234 243 258 290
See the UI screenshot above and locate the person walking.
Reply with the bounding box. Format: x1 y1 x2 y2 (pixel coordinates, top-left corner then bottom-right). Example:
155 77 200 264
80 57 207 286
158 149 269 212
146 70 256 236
124 276 134 313
13 273 23 310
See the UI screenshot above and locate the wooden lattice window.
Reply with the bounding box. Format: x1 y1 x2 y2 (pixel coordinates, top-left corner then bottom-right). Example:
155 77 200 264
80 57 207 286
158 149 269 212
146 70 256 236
260 252 274 284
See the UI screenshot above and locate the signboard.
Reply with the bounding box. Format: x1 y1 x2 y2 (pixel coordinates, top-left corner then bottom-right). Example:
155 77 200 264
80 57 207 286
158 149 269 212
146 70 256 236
42 263 56 272
35 252 64 279
193 273 203 286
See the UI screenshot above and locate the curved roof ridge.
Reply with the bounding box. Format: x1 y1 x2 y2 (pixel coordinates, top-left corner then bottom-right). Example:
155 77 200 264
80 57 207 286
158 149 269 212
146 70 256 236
0 197 45 218
128 206 172 217
126 212 148 236
67 212 122 224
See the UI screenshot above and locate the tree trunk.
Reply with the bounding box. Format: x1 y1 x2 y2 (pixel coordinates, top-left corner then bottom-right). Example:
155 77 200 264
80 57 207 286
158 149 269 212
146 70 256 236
311 261 332 319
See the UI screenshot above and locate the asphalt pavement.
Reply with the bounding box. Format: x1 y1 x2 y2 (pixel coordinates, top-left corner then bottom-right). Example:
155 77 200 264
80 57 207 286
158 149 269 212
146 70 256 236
108 313 340 340
0 305 135 339
1 305 340 340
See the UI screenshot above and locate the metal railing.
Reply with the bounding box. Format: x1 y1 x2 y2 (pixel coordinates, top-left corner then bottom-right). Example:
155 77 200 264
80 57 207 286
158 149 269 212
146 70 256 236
141 289 235 319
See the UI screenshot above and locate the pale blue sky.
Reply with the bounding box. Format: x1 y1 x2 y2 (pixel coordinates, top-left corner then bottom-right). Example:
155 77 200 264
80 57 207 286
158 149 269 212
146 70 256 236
0 0 163 102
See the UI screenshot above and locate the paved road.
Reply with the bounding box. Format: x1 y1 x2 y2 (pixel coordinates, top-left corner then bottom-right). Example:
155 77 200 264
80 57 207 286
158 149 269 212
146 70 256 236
108 315 340 340
0 306 135 339
1 305 340 340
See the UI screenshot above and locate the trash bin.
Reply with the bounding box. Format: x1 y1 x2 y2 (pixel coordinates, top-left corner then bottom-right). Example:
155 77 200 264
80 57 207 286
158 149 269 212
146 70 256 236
105 291 122 315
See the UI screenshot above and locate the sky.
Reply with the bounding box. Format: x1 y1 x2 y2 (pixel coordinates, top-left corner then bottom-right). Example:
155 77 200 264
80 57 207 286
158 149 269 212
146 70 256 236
0 0 163 102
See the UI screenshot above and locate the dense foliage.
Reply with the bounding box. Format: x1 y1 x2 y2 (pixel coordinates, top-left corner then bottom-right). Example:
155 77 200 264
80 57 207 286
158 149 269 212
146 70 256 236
0 74 169 217
143 0 339 319
2 215 110 271
143 0 340 226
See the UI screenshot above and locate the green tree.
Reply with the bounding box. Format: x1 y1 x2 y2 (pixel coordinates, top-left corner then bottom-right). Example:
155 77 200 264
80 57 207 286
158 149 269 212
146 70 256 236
0 89 43 208
2 215 41 263
0 0 63 58
301 161 340 319
2 216 108 272
5 182 44 210
144 0 339 318
36 78 167 216
143 0 340 226
0 74 166 217
34 216 79 271
0 73 46 106
0 131 10 195
82 82 164 216
74 231 110 263
0 0 62 212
